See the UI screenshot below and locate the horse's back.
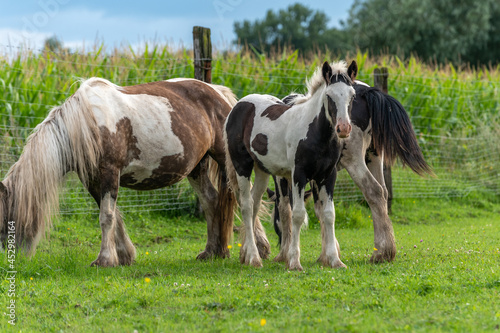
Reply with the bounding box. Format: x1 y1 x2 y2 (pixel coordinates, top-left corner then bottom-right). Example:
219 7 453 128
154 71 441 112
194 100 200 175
80 78 230 189
226 94 296 177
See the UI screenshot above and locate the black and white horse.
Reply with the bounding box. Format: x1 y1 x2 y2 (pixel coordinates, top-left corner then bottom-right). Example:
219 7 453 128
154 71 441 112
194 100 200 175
224 61 357 270
271 80 433 264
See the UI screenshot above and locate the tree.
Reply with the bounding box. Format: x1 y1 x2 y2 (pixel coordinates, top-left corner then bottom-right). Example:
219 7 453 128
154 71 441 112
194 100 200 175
43 36 65 53
344 0 499 65
234 3 350 54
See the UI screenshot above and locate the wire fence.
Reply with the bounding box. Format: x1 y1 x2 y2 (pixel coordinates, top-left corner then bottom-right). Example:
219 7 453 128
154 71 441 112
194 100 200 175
0 50 499 216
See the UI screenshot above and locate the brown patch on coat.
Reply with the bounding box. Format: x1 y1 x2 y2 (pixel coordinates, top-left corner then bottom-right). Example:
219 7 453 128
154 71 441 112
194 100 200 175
100 117 141 170
251 133 268 156
120 80 230 164
261 104 290 120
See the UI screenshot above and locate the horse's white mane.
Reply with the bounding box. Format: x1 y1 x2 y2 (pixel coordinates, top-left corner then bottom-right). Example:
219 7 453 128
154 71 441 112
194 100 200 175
291 61 350 105
2 79 102 252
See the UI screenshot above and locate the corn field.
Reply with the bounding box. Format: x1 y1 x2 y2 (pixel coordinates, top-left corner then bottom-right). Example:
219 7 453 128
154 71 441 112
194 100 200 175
0 45 499 215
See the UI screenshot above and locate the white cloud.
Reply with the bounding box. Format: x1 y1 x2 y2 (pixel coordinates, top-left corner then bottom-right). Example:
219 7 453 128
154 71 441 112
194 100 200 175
0 7 237 53
0 28 51 52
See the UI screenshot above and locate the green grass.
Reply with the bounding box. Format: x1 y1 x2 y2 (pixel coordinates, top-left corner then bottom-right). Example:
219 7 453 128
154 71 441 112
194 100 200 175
1 197 499 332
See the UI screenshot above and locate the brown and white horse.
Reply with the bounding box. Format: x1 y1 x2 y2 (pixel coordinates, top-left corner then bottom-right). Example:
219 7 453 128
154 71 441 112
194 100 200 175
0 77 237 267
224 61 357 271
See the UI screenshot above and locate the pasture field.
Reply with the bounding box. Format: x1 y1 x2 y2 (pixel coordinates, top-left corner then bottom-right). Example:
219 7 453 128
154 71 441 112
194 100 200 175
1 196 499 332
0 46 499 332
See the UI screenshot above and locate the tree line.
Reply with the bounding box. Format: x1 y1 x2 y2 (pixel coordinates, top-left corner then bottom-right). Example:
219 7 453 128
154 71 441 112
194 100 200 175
233 1 500 66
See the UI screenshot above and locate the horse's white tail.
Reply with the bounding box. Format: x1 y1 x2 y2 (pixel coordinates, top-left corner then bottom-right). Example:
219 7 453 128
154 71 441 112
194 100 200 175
3 83 101 252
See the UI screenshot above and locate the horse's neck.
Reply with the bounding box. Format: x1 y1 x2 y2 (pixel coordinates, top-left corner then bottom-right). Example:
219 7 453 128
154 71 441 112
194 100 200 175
292 88 326 123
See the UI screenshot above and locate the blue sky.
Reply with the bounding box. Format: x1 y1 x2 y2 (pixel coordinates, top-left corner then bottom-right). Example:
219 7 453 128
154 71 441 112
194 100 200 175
0 0 355 51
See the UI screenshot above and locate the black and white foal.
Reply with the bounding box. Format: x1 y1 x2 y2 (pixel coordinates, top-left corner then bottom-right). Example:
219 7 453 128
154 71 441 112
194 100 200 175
224 61 357 270
273 81 434 264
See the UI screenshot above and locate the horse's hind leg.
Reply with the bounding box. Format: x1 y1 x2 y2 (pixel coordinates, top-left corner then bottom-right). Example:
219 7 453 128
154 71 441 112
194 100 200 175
187 157 228 259
366 148 389 203
238 171 263 267
251 167 270 260
345 151 396 263
88 169 136 267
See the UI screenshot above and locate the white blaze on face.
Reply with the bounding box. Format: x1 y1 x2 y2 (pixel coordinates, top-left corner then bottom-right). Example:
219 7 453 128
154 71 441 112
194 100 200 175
85 82 184 183
325 82 355 138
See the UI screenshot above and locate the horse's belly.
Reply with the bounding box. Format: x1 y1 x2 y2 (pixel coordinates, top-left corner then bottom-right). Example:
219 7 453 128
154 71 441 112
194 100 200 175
119 155 191 190
255 152 291 177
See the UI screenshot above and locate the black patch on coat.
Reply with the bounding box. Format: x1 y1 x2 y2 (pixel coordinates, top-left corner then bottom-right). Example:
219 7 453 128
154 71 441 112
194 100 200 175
293 105 341 197
225 101 256 179
261 104 291 120
251 133 268 155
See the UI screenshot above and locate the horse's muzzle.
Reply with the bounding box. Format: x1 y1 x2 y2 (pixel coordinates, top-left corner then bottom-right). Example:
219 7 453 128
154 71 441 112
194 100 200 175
336 123 352 138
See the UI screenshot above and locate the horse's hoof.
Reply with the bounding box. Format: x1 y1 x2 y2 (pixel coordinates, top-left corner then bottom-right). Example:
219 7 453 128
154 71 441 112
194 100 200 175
273 252 287 263
317 255 346 269
117 253 135 266
196 250 214 261
239 245 262 267
287 260 303 271
240 254 262 267
250 257 263 268
255 232 270 260
332 260 347 269
257 241 270 260
90 257 118 267
370 249 396 263
218 248 230 259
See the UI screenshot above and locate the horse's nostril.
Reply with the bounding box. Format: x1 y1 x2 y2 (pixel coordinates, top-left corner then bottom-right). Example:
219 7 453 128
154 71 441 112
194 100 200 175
336 127 341 133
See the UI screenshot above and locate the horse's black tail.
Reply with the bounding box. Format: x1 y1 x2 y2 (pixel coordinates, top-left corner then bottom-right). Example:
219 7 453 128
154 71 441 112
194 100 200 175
363 87 434 176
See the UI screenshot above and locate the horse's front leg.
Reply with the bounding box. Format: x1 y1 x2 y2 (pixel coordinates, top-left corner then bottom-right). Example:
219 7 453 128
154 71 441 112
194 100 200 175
287 179 307 271
314 178 346 269
251 167 271 260
90 167 123 267
86 173 136 267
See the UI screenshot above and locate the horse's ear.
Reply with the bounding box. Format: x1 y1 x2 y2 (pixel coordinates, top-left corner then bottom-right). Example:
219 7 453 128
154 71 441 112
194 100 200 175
348 60 358 82
322 61 333 85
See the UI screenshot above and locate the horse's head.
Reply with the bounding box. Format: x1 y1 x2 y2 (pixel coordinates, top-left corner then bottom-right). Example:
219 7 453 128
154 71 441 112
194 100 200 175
322 60 357 138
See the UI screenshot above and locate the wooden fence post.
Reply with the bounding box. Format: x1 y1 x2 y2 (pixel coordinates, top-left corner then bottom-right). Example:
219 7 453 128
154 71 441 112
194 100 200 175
192 26 213 217
193 26 212 83
373 67 393 214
